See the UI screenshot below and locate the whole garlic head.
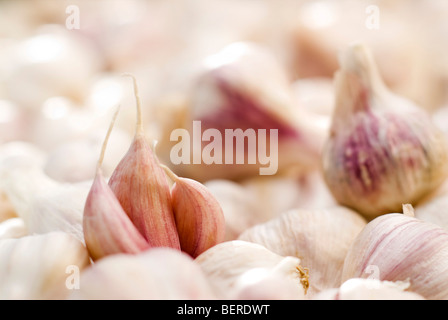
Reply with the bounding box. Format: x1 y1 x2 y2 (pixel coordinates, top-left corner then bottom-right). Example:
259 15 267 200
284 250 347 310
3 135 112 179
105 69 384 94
342 205 448 300
238 206 366 297
322 44 448 219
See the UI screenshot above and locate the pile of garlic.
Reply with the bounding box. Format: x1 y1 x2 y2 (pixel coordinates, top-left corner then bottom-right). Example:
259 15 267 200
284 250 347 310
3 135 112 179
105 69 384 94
1 0 448 301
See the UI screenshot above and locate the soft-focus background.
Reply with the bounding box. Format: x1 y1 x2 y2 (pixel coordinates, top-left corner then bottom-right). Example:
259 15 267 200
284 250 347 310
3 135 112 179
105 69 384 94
1 0 448 189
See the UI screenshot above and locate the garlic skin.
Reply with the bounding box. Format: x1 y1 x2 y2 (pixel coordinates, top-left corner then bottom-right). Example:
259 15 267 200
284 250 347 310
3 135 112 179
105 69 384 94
322 44 448 219
342 208 448 300
238 206 366 297
195 240 307 300
69 248 217 300
314 278 425 300
0 232 90 300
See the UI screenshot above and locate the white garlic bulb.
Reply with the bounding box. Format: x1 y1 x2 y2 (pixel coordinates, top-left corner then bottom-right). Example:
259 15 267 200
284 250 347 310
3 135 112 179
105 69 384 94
195 240 308 300
0 232 90 300
314 278 425 300
69 248 217 300
342 205 448 300
238 206 366 297
322 44 448 219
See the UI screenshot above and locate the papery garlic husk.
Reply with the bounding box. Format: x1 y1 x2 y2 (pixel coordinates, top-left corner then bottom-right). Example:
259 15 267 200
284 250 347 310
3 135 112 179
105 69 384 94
0 218 27 240
156 41 326 182
238 206 366 297
195 240 308 300
314 278 425 300
163 166 225 258
69 248 217 300
108 76 180 249
0 232 90 300
342 205 448 300
322 43 448 220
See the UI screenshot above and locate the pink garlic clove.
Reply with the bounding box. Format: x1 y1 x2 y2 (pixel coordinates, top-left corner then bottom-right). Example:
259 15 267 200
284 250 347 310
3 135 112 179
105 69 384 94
162 165 225 258
83 171 150 261
108 75 180 249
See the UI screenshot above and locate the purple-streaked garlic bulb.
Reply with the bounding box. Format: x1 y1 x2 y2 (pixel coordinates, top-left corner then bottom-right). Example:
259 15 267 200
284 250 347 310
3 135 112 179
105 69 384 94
158 42 326 182
322 44 448 219
342 205 448 300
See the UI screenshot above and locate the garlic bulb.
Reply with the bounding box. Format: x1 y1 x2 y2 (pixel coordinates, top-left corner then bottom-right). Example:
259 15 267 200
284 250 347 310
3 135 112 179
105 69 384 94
314 278 425 300
0 232 90 300
156 42 326 182
322 44 448 219
238 206 366 297
69 248 217 300
342 205 448 300
195 240 308 300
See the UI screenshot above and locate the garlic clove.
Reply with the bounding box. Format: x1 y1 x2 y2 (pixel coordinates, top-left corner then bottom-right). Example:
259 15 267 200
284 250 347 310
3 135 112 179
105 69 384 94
108 75 180 249
68 248 217 300
0 231 90 300
162 165 225 258
342 205 448 300
238 206 366 297
83 171 151 261
313 278 425 300
322 43 448 219
195 240 308 300
0 217 27 240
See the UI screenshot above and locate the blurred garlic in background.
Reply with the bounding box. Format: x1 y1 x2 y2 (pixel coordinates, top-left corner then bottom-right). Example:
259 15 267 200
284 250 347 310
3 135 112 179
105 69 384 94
289 0 442 110
3 25 101 110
